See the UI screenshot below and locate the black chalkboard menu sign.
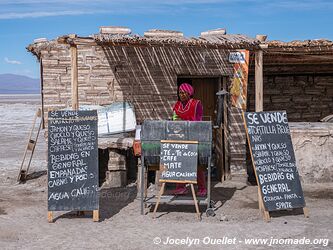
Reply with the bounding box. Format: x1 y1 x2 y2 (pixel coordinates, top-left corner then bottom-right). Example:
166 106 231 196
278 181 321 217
244 111 305 211
48 110 99 211
159 140 198 183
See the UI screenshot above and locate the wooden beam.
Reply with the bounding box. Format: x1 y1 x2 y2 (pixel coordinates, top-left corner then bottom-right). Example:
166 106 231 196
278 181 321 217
153 182 166 219
70 43 78 110
190 183 201 220
47 211 54 223
255 49 263 112
57 35 97 46
93 210 99 222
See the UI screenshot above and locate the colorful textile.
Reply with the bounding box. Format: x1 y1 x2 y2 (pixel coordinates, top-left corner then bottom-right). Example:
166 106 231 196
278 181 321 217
179 83 194 96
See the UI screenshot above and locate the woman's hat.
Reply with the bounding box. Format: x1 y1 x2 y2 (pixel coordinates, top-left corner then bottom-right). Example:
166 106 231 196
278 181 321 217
179 83 194 96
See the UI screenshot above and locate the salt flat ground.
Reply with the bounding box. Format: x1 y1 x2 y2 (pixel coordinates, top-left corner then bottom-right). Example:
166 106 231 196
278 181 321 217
0 95 332 250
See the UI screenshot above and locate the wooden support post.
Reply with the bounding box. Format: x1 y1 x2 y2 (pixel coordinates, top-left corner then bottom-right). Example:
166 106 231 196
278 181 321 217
69 34 78 110
303 207 309 218
258 189 270 222
155 170 161 190
153 182 166 218
254 181 271 222
47 211 53 223
258 190 270 222
258 188 263 212
255 49 263 112
257 185 270 222
190 184 201 220
93 210 99 222
263 210 270 222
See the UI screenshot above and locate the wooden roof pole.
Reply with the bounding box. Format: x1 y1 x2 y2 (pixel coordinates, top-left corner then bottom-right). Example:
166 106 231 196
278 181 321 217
255 35 267 112
69 34 78 110
255 49 263 112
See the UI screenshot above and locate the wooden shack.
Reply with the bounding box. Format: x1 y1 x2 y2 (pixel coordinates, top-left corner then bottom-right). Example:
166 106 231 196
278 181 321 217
248 39 333 121
28 27 333 185
27 27 265 185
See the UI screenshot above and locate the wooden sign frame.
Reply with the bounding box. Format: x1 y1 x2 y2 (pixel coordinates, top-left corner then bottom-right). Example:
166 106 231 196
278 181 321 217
153 140 200 220
242 112 309 222
48 210 99 223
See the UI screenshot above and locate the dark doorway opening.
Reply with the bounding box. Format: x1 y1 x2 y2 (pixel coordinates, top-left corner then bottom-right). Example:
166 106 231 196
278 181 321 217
177 77 219 122
177 77 228 182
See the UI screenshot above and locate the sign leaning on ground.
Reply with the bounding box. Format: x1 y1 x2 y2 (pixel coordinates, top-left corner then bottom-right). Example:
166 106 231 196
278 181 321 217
47 110 99 213
243 111 306 212
159 140 198 183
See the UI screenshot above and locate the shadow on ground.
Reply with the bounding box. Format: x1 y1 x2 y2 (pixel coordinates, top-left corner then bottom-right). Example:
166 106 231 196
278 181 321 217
304 190 333 199
18 170 47 184
269 208 306 218
148 185 239 217
52 186 137 222
26 170 47 181
99 186 137 221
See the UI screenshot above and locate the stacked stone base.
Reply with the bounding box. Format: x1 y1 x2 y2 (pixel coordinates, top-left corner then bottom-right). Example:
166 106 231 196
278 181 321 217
105 170 127 187
104 148 137 187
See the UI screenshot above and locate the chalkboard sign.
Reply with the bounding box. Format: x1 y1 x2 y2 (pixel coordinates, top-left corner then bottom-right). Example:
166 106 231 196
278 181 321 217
48 110 99 211
244 111 305 211
141 121 212 166
159 140 198 183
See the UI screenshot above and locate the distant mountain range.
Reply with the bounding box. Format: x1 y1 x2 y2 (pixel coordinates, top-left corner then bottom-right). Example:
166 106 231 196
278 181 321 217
0 74 40 94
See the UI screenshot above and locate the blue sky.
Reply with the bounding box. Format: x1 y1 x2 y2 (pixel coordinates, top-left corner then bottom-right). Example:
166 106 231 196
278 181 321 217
1 0 332 78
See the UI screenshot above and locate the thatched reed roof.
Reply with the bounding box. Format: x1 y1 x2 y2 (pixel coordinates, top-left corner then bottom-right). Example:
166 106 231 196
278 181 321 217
268 39 333 47
92 33 260 49
266 39 333 53
27 32 261 59
27 31 333 59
